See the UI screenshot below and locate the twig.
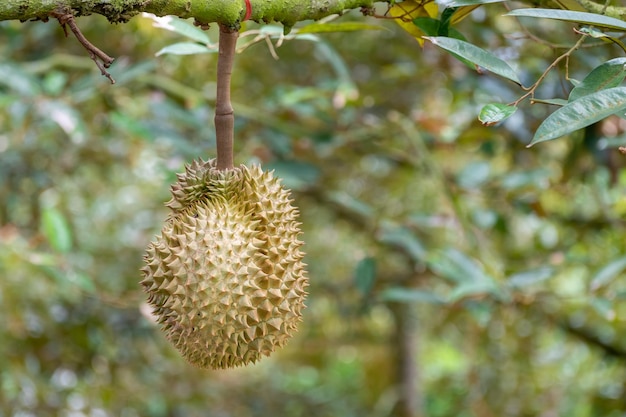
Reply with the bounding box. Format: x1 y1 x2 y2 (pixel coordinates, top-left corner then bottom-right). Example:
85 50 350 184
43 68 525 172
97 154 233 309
512 32 587 106
52 12 116 84
214 25 239 171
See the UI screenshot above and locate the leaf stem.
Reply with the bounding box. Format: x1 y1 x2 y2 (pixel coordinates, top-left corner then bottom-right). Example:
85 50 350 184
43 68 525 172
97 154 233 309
215 25 238 171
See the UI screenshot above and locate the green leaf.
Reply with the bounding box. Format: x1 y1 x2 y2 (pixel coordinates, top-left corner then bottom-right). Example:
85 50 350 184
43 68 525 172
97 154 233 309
500 168 552 189
507 267 554 288
440 7 456 27
42 71 68 96
413 17 440 37
590 297 615 320
156 42 214 56
379 288 445 304
447 281 499 303
457 161 490 189
258 25 285 35
569 58 626 102
41 207 72 253
576 27 626 52
257 25 323 41
313 40 354 89
354 257 377 295
378 223 426 263
531 98 569 106
428 248 493 284
530 87 626 145
506 9 626 32
0 63 41 96
577 26 612 40
108 61 156 86
424 37 521 84
437 7 458 36
444 249 490 282
297 22 386 34
478 103 517 126
596 134 626 148
145 14 211 44
327 192 375 220
68 272 97 294
590 256 626 291
447 27 468 41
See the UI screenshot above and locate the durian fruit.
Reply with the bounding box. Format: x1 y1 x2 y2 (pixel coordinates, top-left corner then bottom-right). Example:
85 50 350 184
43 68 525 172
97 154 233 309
141 159 308 369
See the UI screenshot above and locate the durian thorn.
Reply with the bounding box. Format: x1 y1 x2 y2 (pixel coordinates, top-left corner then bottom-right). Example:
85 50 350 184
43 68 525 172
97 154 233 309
214 25 238 171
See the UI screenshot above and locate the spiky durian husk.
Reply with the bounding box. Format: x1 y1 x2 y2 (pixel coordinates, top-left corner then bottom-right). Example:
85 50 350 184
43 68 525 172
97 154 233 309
141 159 308 369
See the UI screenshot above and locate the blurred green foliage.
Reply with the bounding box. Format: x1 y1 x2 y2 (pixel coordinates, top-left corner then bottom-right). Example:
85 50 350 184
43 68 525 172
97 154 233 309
1 4 626 416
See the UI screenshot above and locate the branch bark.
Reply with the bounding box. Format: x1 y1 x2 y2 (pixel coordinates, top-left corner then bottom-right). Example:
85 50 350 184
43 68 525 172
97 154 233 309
0 0 380 27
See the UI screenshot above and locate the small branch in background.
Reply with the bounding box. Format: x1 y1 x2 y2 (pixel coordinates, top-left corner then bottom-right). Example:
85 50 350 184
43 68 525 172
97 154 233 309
533 303 626 361
52 11 115 84
389 302 423 417
214 25 238 171
560 320 626 360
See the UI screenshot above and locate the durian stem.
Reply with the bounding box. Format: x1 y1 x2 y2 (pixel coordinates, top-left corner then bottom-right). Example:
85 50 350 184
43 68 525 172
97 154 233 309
215 25 238 171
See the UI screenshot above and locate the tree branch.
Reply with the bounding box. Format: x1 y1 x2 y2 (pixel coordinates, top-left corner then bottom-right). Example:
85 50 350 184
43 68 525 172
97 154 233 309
0 0 380 27
389 302 424 417
52 11 116 83
575 0 626 20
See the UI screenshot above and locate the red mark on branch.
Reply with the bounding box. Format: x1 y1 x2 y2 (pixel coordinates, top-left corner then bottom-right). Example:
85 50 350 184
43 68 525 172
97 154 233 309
244 0 252 21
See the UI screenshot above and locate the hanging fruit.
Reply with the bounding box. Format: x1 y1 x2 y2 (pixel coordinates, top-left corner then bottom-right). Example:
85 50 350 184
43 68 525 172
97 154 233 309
141 24 308 369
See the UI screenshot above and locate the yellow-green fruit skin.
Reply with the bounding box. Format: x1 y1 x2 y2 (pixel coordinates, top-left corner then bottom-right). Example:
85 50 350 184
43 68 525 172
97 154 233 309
141 159 308 369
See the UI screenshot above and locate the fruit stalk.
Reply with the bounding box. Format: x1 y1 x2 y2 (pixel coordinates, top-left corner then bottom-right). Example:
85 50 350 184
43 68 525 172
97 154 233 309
215 25 238 171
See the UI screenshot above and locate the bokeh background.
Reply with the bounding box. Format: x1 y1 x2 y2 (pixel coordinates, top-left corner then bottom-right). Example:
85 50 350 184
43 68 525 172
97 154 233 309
1 3 626 416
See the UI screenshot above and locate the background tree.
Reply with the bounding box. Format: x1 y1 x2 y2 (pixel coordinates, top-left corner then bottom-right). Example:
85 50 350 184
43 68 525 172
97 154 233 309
2 1 626 416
